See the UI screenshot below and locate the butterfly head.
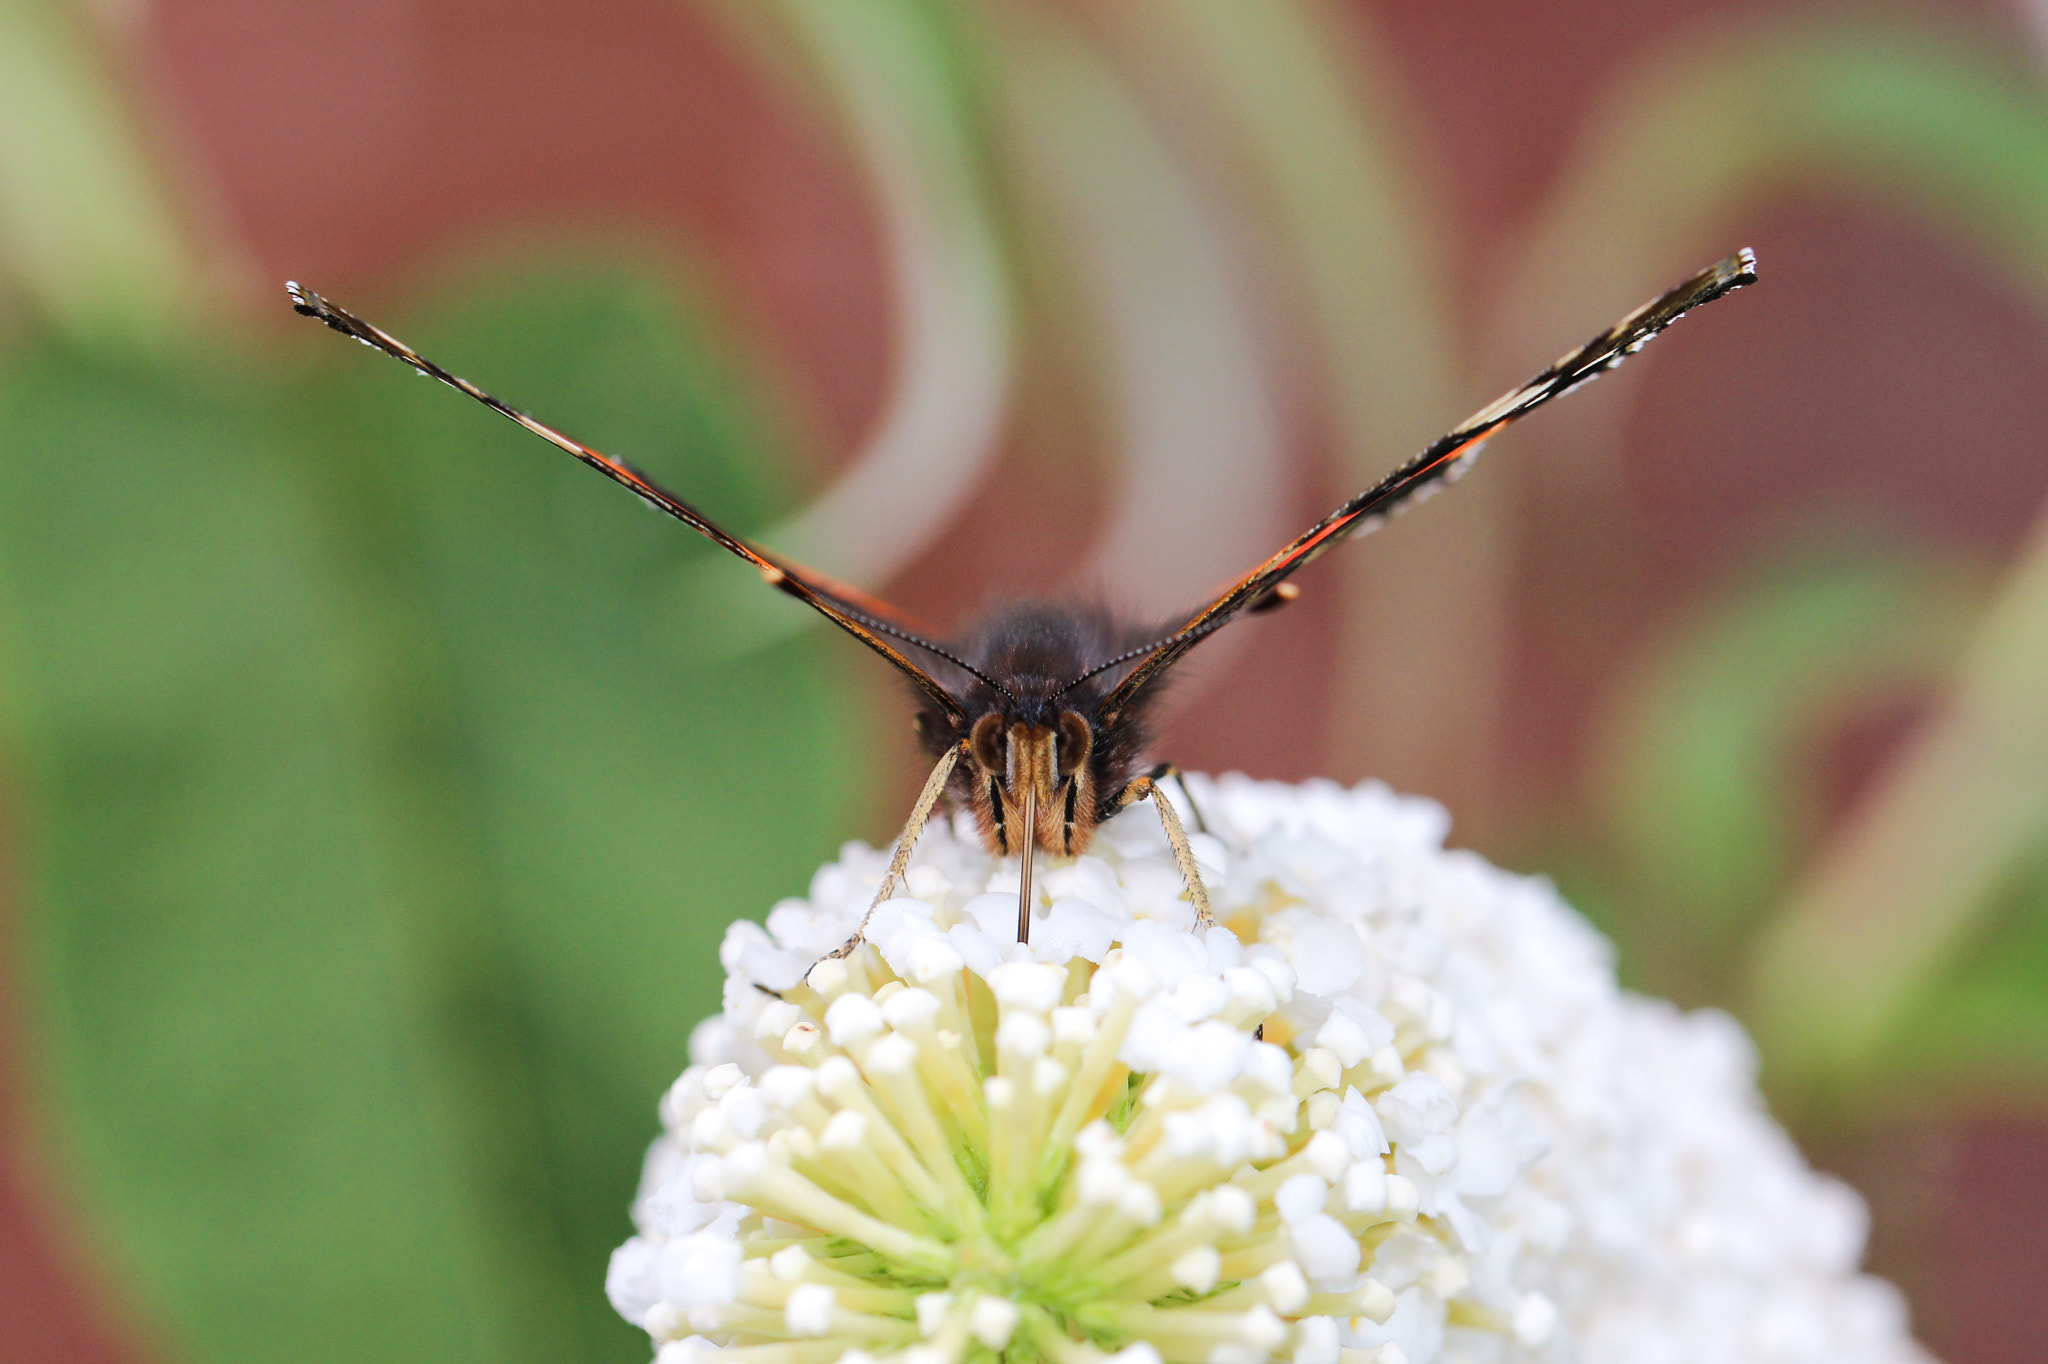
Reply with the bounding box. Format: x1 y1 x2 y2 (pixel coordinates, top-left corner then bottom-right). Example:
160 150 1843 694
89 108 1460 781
961 707 1095 857
905 602 1170 860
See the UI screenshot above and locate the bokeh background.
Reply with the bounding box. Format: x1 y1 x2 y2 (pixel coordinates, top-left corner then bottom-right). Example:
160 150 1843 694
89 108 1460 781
2 0 2046 1360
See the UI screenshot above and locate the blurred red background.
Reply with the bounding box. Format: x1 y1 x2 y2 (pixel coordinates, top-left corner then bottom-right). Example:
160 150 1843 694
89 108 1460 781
5 1 2046 1359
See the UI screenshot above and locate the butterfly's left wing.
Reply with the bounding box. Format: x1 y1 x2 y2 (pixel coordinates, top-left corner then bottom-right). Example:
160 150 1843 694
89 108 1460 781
1093 249 1759 721
287 283 974 721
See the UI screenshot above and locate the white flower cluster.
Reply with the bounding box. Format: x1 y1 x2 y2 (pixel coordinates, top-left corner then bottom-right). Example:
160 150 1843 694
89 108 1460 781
609 776 1929 1364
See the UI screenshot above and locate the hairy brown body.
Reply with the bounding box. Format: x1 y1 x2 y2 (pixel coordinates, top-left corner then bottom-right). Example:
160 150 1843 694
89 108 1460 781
909 602 1170 858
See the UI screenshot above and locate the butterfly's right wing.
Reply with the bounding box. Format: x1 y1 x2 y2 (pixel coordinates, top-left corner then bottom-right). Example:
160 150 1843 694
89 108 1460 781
1091 250 1759 720
287 283 971 722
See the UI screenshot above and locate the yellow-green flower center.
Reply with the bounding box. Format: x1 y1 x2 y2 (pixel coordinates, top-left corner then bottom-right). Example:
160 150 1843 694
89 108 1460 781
663 947 1435 1364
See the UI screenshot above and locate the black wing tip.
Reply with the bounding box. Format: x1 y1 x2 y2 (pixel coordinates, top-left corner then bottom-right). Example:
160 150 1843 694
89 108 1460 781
285 280 359 337
285 281 398 358
1642 249 1756 337
1711 247 1759 293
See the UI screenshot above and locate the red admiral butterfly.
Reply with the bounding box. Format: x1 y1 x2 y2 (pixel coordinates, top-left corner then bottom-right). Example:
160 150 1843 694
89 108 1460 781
290 249 1756 950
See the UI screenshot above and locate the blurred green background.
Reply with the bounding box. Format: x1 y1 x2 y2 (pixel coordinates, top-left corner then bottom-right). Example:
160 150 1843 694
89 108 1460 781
1 1 2046 1361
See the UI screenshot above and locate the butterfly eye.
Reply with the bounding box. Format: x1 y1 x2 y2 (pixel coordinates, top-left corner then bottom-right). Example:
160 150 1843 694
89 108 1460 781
970 713 1007 776
1056 712 1091 778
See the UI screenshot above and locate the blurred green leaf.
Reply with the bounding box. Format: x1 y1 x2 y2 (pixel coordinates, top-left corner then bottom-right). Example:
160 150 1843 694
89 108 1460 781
0 340 579 1362
1751 510 2048 1113
1583 541 1973 1001
317 261 867 1344
0 256 862 1364
1881 846 2048 1107
0 0 203 345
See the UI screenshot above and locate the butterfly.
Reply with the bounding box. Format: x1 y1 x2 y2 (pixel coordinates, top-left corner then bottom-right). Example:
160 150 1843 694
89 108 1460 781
290 248 1755 951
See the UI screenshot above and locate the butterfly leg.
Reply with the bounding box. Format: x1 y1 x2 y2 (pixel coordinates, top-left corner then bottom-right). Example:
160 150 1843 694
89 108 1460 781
828 742 964 959
1110 771 1214 929
1148 762 1211 835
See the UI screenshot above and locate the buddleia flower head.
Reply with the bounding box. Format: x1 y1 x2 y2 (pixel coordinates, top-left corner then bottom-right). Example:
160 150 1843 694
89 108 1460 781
608 776 1928 1364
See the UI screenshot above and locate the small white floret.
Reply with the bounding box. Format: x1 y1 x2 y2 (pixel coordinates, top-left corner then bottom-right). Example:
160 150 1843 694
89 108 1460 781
995 1013 1052 1057
824 993 884 1048
779 1020 823 1060
1209 1184 1256 1234
1241 1041 1294 1096
1354 1278 1396 1324
1313 1011 1373 1068
1034 1056 1069 1096
1261 1260 1311 1312
990 961 1065 1012
1275 1173 1328 1225
805 958 850 1000
757 1065 814 1109
1303 1130 1350 1181
783 1283 835 1336
1073 1120 1123 1161
1172 1245 1222 1293
1295 1048 1342 1096
1289 1213 1361 1283
906 938 964 984
752 1000 801 1041
688 1108 735 1153
701 1063 743 1099
1292 1314 1339 1364
1342 1160 1388 1213
915 1291 953 1337
1512 1291 1558 1347
864 1032 917 1075
643 1301 683 1340
1117 1181 1163 1226
655 1339 715 1364
1239 1304 1288 1350
818 1110 868 1152
1051 1005 1097 1045
880 986 941 1030
1078 1159 1128 1205
968 1295 1021 1349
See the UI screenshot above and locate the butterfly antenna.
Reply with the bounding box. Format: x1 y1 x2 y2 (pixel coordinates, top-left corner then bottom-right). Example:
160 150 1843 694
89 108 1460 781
1055 639 1166 698
835 607 1016 700
1055 609 1243 698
